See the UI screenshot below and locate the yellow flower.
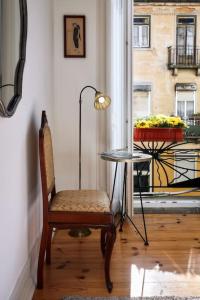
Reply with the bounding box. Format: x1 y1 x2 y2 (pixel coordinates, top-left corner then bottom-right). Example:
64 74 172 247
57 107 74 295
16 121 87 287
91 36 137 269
134 115 187 129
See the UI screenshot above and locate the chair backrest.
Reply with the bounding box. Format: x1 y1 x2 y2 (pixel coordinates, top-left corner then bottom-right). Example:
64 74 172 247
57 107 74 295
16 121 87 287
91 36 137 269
39 111 55 205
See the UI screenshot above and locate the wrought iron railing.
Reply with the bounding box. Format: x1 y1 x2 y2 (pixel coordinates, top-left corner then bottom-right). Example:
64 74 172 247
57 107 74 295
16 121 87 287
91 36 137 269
134 137 200 194
187 118 200 127
168 46 200 68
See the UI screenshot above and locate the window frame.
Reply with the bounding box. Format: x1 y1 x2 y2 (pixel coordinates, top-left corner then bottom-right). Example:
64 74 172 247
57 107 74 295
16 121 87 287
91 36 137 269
133 84 151 120
176 15 196 51
133 15 151 49
175 90 196 120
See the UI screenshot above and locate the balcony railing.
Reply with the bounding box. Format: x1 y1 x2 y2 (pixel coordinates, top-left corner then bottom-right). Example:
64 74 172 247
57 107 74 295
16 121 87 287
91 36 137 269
187 118 200 127
168 46 200 70
185 120 200 140
133 137 200 195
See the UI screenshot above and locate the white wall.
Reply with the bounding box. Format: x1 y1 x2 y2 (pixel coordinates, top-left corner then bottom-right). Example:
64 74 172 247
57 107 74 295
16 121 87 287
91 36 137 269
53 0 107 191
0 0 108 298
0 0 54 299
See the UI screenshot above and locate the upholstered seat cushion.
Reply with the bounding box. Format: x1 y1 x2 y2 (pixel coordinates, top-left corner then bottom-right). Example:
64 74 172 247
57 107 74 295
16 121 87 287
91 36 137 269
50 190 110 213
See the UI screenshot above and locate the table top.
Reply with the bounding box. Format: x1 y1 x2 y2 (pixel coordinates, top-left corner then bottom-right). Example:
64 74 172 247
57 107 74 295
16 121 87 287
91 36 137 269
100 149 152 163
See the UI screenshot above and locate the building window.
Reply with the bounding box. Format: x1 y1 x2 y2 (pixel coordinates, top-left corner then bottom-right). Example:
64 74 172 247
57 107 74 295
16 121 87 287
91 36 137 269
133 84 151 120
176 91 195 120
176 16 196 63
133 16 150 48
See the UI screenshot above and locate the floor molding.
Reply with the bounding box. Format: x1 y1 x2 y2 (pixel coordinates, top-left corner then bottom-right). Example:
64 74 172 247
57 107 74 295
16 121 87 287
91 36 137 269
9 237 40 300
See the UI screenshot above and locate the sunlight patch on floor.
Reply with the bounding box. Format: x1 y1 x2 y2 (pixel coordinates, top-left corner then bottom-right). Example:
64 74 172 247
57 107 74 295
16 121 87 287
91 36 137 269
130 258 200 297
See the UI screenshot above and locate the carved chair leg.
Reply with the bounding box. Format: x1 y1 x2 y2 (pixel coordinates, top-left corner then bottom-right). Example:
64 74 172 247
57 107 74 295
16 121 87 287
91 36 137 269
101 228 107 257
104 225 116 293
37 225 48 289
46 226 53 265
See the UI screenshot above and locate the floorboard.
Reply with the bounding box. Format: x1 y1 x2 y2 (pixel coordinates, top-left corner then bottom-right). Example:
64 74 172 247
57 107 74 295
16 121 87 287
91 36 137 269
32 214 200 300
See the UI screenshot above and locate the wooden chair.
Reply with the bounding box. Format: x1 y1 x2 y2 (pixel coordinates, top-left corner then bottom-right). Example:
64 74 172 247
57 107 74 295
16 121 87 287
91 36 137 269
37 111 116 292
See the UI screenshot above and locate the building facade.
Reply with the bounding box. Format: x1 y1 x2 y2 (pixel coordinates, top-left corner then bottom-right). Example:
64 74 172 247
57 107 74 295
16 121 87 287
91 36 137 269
133 0 200 122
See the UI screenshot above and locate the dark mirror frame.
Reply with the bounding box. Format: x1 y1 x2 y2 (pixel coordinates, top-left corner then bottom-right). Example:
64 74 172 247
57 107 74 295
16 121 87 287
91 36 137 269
0 0 28 117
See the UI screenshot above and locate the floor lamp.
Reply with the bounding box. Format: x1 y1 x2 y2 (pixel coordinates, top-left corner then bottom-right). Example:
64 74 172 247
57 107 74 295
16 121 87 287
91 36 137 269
69 85 111 237
79 85 111 190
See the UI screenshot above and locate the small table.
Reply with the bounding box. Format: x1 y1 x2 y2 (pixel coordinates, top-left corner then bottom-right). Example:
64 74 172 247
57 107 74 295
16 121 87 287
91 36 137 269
100 150 152 245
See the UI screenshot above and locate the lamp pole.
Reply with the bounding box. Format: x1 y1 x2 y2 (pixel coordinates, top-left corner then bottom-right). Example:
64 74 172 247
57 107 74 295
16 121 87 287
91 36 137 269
79 85 97 190
69 85 110 237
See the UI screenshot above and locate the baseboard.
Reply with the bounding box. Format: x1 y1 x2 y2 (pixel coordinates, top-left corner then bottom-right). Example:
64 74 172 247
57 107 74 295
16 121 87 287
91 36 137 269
9 237 40 300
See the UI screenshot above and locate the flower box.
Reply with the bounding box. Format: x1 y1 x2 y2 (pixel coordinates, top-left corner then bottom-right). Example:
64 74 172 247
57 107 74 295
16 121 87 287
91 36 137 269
134 127 184 142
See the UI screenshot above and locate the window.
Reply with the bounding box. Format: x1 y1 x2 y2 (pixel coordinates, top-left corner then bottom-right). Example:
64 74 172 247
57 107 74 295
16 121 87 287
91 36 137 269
133 84 151 120
176 91 195 120
176 16 196 63
133 16 150 48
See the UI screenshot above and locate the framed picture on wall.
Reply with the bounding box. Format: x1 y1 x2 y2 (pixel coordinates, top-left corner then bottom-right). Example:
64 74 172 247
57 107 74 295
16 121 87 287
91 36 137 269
64 15 86 58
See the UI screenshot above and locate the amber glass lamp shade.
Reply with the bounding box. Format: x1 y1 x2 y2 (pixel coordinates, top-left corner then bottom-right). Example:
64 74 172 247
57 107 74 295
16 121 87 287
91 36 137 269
94 91 111 110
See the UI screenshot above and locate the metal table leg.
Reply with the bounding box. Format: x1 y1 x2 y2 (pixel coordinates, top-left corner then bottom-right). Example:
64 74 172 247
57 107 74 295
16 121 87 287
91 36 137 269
118 162 149 245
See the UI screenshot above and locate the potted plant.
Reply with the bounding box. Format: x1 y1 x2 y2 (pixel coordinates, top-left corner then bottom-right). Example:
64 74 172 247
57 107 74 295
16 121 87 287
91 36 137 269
134 115 187 142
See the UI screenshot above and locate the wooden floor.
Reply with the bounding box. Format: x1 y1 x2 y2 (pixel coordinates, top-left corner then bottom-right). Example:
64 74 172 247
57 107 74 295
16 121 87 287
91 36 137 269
32 214 200 300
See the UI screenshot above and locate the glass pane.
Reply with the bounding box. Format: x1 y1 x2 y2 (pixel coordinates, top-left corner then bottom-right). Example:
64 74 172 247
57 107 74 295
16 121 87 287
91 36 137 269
186 101 194 117
134 17 149 25
187 26 195 47
177 27 186 48
177 101 185 118
1 0 20 107
186 26 195 56
133 26 139 47
141 25 149 47
177 17 195 25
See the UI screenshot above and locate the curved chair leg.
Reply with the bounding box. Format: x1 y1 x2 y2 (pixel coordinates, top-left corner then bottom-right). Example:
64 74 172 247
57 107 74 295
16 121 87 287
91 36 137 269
104 225 116 293
37 225 48 289
101 228 107 257
46 226 53 265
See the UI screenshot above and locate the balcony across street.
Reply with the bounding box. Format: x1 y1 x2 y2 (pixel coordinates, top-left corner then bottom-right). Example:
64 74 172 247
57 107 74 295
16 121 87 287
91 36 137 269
168 46 200 75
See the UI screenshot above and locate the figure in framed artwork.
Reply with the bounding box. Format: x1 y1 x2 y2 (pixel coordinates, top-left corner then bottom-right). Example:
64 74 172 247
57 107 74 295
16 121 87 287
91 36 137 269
64 15 86 58
72 23 81 49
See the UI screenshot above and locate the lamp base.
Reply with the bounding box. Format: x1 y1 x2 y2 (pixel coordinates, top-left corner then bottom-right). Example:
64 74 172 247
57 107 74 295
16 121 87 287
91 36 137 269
68 228 91 237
